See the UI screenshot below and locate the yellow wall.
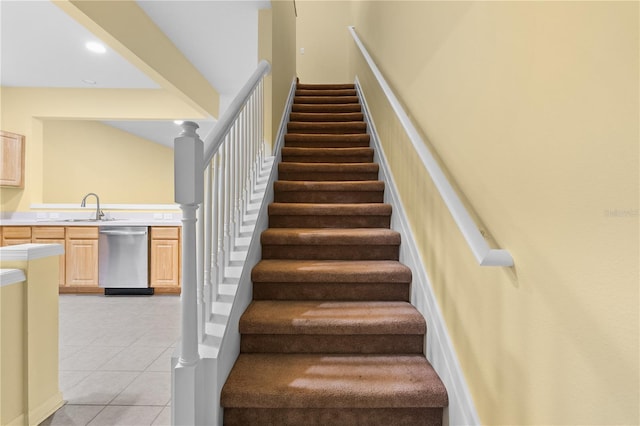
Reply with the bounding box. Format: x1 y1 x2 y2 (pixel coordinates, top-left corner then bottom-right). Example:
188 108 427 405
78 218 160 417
0 87 202 212
0 281 25 426
1 255 62 426
259 8 274 149
296 1 351 83
43 120 174 204
343 2 639 425
270 1 297 142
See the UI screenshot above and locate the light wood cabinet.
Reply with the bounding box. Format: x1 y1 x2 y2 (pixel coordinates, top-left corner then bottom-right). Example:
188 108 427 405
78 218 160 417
65 227 99 291
2 226 32 246
32 227 66 287
150 227 181 294
0 130 25 188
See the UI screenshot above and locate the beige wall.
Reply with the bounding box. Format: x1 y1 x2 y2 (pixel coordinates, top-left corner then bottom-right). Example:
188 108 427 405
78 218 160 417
345 2 639 425
270 1 297 142
43 120 174 204
296 1 351 83
0 87 201 212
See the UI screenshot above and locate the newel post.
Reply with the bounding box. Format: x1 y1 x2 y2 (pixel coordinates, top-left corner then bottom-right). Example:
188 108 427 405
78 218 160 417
173 121 203 426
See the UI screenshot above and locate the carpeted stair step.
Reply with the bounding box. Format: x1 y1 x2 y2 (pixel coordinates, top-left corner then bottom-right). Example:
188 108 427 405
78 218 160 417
295 89 357 97
294 96 359 104
292 103 362 113
289 112 364 122
285 133 370 148
288 121 367 134
221 353 448 426
268 203 391 228
278 162 378 181
281 147 374 163
239 300 425 354
261 228 400 260
274 181 385 204
251 259 411 301
297 83 355 90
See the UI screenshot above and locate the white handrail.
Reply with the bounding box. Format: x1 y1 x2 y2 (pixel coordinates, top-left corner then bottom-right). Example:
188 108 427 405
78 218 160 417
349 26 513 267
202 60 271 166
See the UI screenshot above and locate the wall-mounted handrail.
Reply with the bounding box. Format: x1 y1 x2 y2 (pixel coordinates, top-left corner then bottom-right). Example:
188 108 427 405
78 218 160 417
349 26 513 267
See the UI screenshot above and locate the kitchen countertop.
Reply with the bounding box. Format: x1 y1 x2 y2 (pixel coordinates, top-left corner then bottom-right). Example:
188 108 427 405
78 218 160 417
1 213 182 227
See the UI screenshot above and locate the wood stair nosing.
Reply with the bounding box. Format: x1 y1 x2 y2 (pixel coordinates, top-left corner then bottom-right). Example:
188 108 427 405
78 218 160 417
295 89 358 97
296 83 355 90
273 180 385 204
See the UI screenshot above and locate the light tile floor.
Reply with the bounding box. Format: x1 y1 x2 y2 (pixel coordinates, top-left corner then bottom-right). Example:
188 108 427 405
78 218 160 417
41 294 181 426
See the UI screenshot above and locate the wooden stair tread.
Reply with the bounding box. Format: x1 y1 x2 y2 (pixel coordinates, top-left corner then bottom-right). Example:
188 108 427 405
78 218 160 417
278 162 378 172
296 83 355 90
274 180 384 192
294 96 359 104
269 203 391 216
251 259 412 283
289 112 364 122
295 89 357 97
240 300 425 335
261 228 400 245
292 103 362 113
222 354 448 409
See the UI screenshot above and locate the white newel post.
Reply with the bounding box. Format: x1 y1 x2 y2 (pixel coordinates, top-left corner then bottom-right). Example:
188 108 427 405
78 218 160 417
173 121 203 426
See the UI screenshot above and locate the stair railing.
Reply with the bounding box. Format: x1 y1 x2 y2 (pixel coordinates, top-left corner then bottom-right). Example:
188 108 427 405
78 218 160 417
172 59 271 425
349 26 513 267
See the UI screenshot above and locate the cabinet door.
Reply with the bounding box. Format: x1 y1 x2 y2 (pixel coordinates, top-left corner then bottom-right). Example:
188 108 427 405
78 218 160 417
0 130 25 188
150 239 180 288
65 239 99 287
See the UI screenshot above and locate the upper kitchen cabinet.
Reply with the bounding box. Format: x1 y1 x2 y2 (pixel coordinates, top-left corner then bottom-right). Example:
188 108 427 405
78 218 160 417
0 130 25 188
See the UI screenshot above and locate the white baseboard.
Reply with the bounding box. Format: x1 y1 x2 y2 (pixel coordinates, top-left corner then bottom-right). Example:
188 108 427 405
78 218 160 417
355 77 480 426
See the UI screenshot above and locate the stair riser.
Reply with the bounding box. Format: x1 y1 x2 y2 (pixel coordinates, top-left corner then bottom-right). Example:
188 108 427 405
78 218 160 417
252 282 410 301
285 134 370 148
274 191 384 204
297 83 355 90
295 89 357 97
292 104 362 113
281 154 374 163
262 245 399 261
224 407 444 426
241 334 424 354
290 113 364 122
295 96 359 104
278 171 379 181
287 124 367 134
269 216 390 229
285 140 371 148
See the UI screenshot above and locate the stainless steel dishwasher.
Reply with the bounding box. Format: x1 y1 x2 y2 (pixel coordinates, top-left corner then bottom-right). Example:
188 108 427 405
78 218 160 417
98 226 153 295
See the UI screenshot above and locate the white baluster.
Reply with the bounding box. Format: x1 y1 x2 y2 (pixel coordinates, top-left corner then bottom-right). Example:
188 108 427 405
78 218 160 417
203 161 213 334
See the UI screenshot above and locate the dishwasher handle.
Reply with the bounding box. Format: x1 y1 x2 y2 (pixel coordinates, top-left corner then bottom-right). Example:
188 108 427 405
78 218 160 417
99 230 147 236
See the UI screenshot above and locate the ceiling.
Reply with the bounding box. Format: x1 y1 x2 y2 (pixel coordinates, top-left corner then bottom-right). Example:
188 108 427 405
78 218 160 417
0 0 270 147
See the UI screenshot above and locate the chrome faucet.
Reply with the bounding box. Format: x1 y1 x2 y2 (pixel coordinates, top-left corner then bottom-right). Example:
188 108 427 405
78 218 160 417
80 192 104 221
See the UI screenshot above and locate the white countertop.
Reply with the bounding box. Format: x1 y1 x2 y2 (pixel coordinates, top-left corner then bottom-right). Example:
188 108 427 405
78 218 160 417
1 212 182 227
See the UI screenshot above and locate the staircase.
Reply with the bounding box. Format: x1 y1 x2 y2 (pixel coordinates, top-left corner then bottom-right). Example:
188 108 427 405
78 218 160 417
220 83 448 425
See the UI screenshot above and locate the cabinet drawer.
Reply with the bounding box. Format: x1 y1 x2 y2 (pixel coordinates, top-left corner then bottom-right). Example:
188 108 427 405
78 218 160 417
66 227 99 239
151 227 180 240
3 226 31 239
32 226 65 239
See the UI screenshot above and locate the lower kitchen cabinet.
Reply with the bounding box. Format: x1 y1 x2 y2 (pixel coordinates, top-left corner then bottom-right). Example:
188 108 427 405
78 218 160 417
64 227 100 292
150 227 181 294
32 226 66 287
1 226 32 246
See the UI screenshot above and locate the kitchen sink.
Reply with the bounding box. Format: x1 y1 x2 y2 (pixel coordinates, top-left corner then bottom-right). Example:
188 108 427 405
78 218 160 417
62 218 122 222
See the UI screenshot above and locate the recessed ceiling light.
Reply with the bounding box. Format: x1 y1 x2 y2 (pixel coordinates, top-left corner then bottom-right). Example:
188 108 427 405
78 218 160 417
85 41 106 54
174 120 184 125
82 79 97 85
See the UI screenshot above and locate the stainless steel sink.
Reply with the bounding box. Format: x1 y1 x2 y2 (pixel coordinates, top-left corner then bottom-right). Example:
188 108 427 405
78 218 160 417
62 218 121 222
